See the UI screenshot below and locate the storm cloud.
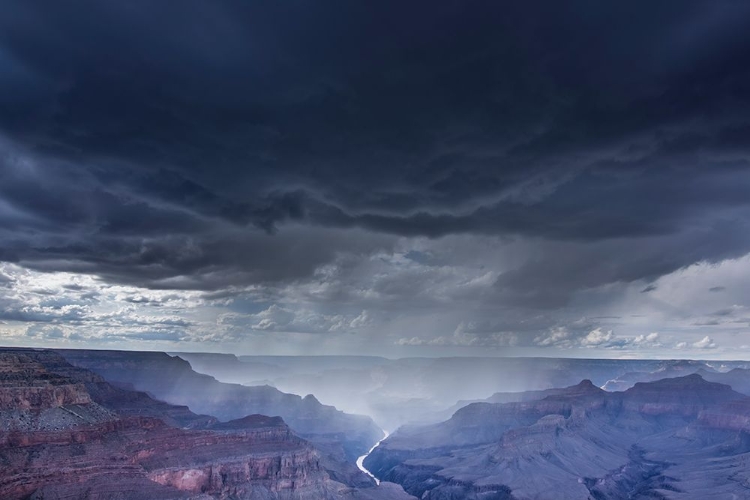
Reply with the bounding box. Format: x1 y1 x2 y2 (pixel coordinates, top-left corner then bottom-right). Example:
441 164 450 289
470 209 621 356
1 1 750 355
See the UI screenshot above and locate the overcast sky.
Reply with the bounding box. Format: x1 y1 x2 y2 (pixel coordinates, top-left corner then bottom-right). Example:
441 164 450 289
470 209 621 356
1 1 750 358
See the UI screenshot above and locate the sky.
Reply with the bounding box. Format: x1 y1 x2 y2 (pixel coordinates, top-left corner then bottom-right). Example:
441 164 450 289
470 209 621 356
1 1 750 358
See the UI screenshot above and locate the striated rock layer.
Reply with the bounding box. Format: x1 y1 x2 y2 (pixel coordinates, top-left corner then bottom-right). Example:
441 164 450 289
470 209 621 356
57 348 382 462
366 375 750 499
1 416 346 499
0 349 414 500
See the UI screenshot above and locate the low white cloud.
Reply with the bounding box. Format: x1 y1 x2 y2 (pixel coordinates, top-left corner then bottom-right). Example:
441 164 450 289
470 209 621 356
534 327 575 348
0 263 202 346
580 328 614 347
632 332 661 346
533 327 662 351
673 336 718 350
692 335 717 349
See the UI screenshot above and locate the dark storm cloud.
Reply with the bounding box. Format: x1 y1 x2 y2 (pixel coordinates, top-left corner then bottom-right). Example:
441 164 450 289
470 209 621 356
493 217 750 308
5 222 394 291
0 0 750 304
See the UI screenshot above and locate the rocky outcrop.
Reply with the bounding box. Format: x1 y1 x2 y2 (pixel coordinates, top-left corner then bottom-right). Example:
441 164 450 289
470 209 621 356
366 375 750 500
0 352 93 410
439 379 607 421
0 351 117 432
0 413 342 499
146 446 328 495
58 349 382 461
377 380 606 452
0 348 413 500
617 373 744 416
697 398 750 432
0 382 91 410
599 360 716 391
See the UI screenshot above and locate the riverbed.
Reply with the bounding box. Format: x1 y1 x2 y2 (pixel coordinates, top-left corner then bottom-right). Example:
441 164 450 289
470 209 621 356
356 429 390 485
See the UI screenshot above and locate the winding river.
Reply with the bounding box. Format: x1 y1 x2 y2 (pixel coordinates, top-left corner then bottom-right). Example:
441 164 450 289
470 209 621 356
356 429 390 485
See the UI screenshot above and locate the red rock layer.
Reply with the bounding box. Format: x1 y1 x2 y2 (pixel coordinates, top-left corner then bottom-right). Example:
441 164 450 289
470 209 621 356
0 349 351 500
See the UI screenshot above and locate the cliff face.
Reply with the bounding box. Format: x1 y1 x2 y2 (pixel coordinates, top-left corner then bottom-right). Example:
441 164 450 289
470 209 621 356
617 373 744 416
0 352 92 410
57 349 382 461
0 414 340 500
146 446 328 496
366 375 750 500
698 398 750 432
0 348 412 500
0 382 91 410
0 351 118 433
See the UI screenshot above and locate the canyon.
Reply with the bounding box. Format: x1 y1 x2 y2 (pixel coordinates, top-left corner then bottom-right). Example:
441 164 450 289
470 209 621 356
5 348 750 499
364 375 750 499
59 349 382 463
0 348 413 500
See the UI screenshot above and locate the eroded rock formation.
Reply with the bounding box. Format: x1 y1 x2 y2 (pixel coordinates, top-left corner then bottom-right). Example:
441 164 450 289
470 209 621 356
0 349 414 500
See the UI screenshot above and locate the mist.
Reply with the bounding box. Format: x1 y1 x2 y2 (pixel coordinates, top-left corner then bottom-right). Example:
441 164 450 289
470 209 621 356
173 352 750 432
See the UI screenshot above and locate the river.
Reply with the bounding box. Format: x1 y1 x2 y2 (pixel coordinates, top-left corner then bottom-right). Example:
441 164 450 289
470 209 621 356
355 429 390 485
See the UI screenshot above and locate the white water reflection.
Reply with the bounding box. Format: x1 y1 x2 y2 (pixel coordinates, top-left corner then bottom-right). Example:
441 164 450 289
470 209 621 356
356 429 390 485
